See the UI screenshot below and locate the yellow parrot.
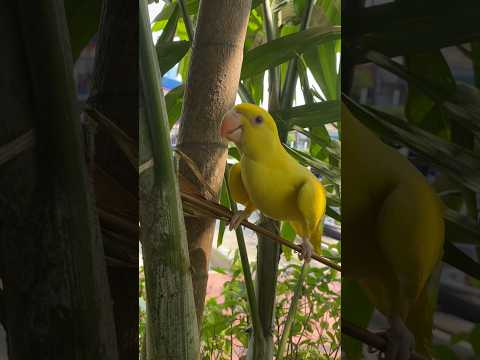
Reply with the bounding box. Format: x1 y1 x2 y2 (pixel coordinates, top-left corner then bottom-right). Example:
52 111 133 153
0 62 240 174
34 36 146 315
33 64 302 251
342 102 445 359
219 103 327 261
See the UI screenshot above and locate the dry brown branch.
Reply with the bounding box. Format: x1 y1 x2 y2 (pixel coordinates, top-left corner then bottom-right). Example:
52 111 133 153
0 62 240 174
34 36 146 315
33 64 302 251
181 192 342 271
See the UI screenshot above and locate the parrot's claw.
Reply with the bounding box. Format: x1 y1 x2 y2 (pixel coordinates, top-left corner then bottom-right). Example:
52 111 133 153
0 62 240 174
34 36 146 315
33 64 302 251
229 210 249 231
299 238 313 262
380 316 415 360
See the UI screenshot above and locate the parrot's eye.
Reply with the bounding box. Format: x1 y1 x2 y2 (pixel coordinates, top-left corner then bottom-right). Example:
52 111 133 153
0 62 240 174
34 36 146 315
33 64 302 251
254 116 263 125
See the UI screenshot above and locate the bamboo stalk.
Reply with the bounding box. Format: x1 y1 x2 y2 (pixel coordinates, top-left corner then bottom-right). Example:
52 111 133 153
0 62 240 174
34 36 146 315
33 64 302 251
139 0 199 358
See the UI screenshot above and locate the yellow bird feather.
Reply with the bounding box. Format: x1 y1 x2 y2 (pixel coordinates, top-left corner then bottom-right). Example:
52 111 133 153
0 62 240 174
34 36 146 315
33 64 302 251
343 102 444 359
220 103 327 259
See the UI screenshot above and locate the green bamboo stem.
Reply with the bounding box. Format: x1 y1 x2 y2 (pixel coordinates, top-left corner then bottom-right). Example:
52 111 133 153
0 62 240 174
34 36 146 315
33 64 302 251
281 0 315 109
178 0 195 41
224 175 266 349
276 262 308 360
13 2 118 357
139 0 199 358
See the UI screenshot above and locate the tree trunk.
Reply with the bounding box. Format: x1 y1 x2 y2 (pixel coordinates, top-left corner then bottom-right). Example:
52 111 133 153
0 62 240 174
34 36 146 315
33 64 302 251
88 1 139 359
177 0 252 329
0 1 118 359
139 0 200 358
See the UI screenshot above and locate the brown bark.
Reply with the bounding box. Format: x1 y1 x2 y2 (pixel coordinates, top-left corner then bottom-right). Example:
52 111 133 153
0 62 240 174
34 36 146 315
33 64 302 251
88 1 139 359
177 0 252 327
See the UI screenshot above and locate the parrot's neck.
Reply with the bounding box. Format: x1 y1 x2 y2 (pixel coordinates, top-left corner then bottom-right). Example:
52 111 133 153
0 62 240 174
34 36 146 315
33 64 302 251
240 136 288 164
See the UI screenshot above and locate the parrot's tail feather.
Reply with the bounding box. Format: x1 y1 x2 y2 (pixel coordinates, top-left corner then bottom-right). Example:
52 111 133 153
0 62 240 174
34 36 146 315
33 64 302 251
311 220 324 255
406 263 442 359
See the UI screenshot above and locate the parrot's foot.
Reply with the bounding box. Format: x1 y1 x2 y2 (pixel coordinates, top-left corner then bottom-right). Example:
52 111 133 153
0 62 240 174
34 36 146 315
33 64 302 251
229 210 250 231
299 238 313 262
381 316 415 360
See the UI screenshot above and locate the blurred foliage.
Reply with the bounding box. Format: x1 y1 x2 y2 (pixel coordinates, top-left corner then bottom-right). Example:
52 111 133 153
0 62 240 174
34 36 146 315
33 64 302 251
200 252 340 359
139 249 341 359
343 1 480 359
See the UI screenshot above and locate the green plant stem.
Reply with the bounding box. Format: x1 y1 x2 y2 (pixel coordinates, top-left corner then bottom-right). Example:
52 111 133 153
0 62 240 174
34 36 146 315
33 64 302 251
238 81 256 104
224 175 265 349
262 0 280 109
139 0 199 358
276 262 308 360
281 0 315 109
178 0 195 41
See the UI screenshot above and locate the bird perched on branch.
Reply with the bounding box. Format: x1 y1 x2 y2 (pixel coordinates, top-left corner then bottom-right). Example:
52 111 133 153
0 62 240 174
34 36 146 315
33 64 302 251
220 103 326 262
342 102 445 360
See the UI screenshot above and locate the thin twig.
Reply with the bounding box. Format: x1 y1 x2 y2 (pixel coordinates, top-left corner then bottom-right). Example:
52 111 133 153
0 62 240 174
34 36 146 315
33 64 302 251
342 319 427 360
0 129 35 166
181 192 342 271
84 107 138 169
174 148 217 198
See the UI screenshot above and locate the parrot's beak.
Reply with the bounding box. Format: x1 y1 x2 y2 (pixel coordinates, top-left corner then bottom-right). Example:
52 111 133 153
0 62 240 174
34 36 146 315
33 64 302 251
220 109 243 144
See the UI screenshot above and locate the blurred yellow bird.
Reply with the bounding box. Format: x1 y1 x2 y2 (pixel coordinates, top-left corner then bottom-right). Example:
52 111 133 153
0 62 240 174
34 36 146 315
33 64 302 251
342 102 445 359
220 103 327 261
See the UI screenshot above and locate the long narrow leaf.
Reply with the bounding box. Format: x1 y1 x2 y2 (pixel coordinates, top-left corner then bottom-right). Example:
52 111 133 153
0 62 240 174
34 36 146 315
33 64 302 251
284 144 340 185
273 100 340 128
241 26 341 79
156 40 191 74
365 50 480 138
164 84 185 127
343 95 480 192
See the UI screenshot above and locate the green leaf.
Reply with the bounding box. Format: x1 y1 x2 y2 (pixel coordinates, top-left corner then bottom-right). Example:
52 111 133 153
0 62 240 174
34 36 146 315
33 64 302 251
444 208 480 245
405 50 455 139
281 222 296 261
164 84 184 127
242 73 264 105
228 147 241 161
156 40 191 74
365 50 480 138
304 41 339 100
343 95 480 193
342 279 375 360
326 206 341 222
443 241 480 280
178 47 191 80
158 3 180 42
241 26 341 79
472 41 480 88
469 325 480 355
153 0 198 22
65 0 101 60
316 0 341 26
273 100 340 128
284 145 340 185
432 345 460 360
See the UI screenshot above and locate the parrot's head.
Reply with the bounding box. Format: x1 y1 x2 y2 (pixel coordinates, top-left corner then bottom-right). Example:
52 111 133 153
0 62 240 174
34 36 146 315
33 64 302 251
220 103 281 157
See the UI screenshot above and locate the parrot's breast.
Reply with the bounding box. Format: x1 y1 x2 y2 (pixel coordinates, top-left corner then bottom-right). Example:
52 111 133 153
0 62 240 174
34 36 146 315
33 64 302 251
240 159 304 221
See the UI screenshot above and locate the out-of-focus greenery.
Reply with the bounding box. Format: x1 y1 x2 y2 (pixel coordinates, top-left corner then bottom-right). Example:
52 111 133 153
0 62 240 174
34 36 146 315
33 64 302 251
201 251 340 359
140 242 341 359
